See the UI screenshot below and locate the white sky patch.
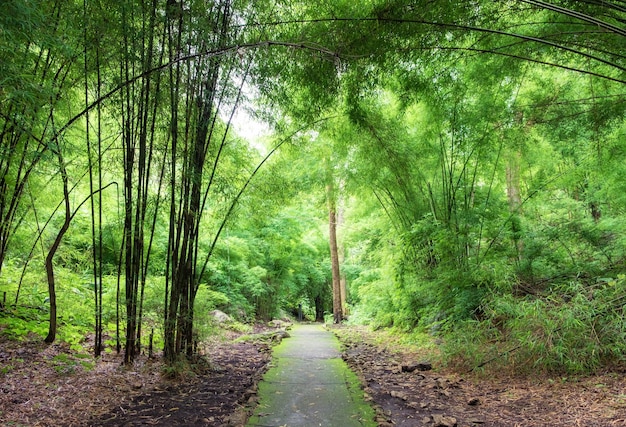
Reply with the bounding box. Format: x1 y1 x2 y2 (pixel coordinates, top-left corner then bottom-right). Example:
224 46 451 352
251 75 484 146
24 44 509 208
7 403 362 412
224 77 272 156
231 107 271 155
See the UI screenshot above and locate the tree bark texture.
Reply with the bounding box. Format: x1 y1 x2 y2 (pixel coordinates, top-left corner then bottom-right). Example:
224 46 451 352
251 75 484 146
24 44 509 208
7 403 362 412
327 183 343 324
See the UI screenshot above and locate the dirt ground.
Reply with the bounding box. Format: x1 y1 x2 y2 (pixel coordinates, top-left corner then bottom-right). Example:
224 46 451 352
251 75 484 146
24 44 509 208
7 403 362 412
335 325 626 427
1 324 625 426
0 328 272 427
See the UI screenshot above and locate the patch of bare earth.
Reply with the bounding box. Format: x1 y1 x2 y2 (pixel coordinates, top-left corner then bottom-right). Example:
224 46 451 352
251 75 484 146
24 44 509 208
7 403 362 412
0 329 272 426
4 323 625 427
335 325 626 427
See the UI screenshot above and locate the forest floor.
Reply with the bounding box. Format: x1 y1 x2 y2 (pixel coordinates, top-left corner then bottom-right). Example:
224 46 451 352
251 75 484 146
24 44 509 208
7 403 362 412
1 323 625 426
334 325 626 427
0 325 273 427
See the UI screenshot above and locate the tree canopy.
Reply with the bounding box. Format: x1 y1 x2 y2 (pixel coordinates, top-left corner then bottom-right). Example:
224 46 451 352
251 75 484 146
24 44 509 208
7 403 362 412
0 0 625 373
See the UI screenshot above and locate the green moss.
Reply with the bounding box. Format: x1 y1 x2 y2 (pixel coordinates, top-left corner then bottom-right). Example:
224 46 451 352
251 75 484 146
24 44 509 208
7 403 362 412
247 325 376 426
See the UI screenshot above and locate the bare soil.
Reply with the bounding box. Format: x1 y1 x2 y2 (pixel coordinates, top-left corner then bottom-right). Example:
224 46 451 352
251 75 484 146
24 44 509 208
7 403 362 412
335 325 626 427
0 328 271 427
1 324 625 426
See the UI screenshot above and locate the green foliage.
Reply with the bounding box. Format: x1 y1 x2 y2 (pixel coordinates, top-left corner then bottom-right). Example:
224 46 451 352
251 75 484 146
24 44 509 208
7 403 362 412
51 353 78 375
160 356 195 380
0 306 49 339
193 285 231 341
444 276 626 374
0 265 97 349
0 0 625 373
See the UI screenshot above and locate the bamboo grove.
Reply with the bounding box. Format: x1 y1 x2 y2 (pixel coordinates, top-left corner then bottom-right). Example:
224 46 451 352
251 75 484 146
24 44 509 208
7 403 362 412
0 0 258 363
1 0 625 368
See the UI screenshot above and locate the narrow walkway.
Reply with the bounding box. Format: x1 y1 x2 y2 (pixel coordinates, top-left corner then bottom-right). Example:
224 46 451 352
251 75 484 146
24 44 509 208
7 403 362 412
246 323 376 427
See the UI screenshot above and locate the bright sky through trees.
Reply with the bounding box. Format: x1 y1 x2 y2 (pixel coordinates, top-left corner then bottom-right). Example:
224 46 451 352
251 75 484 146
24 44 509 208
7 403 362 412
0 0 624 373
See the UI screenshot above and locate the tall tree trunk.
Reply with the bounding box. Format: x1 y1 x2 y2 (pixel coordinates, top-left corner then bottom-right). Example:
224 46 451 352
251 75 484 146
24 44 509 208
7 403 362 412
163 0 237 362
327 182 342 324
118 0 164 364
44 146 71 344
163 0 184 361
314 295 325 322
506 150 523 264
337 197 348 317
83 0 104 357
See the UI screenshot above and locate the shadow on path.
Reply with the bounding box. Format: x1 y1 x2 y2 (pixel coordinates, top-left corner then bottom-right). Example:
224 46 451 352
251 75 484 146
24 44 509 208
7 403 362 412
246 323 376 427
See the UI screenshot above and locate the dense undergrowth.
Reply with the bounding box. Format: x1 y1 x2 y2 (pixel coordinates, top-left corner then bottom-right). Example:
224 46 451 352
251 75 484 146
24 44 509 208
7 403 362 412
2 261 625 376
0 263 251 357
442 276 626 375
346 275 626 376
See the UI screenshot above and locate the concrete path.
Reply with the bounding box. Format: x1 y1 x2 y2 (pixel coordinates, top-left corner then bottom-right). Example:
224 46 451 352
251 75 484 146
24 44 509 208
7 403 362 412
246 323 376 427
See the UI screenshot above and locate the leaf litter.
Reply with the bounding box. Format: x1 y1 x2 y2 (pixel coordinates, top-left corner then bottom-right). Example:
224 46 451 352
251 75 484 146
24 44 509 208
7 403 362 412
1 325 625 426
334 325 626 427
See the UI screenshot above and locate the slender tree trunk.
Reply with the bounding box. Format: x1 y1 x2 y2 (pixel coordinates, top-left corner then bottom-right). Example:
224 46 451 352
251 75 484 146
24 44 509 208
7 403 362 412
314 295 324 322
83 0 104 357
337 198 348 317
121 0 138 364
116 233 125 354
164 0 233 362
95 26 104 357
117 0 165 364
506 150 523 264
44 146 71 344
327 182 342 324
163 1 183 361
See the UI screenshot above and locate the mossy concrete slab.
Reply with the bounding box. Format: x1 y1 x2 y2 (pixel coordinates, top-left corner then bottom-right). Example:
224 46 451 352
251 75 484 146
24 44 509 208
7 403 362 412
246 324 376 427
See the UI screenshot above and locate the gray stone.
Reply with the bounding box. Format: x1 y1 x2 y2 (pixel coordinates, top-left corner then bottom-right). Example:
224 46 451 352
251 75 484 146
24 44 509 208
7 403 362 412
432 413 457 427
210 309 232 323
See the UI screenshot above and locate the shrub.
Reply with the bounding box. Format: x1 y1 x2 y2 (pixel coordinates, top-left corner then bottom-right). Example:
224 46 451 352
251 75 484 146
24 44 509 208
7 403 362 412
442 276 626 374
